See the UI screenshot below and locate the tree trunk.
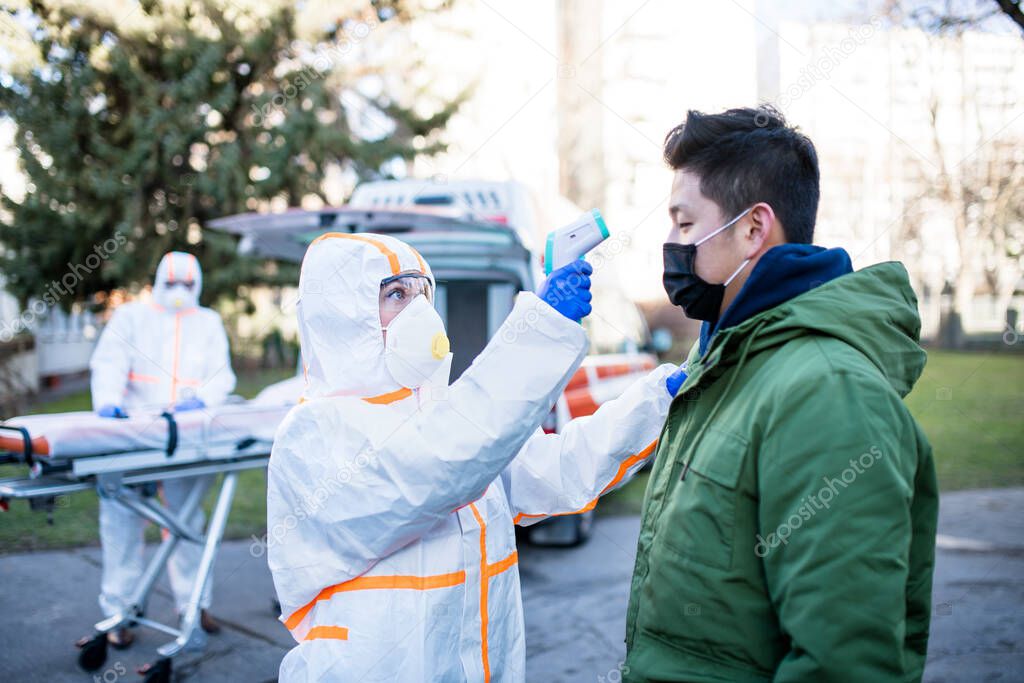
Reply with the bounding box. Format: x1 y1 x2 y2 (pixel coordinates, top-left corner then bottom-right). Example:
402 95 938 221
556 0 605 211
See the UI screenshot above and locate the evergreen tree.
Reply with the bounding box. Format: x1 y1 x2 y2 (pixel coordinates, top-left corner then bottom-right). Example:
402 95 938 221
0 0 460 310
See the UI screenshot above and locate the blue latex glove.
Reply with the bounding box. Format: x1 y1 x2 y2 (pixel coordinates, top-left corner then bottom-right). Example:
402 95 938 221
537 260 593 322
173 397 206 412
97 404 128 419
666 365 688 397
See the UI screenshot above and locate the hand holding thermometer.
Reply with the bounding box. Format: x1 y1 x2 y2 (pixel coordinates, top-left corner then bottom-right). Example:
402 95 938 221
544 209 611 275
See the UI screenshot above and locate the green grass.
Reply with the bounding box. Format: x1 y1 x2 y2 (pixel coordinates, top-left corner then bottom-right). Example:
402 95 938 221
0 368 292 553
598 350 1024 516
2 353 1021 551
903 350 1024 490
232 367 296 400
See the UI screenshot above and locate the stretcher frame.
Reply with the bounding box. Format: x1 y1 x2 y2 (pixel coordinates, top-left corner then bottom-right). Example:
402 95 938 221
0 421 273 677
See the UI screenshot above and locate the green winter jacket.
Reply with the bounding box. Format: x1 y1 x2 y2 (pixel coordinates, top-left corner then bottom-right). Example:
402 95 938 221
624 261 938 682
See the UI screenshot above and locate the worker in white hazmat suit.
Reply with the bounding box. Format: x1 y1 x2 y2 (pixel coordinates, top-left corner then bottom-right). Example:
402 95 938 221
268 232 683 682
89 251 236 647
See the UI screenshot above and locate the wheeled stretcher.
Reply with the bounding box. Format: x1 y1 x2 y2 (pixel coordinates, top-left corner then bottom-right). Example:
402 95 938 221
0 397 295 682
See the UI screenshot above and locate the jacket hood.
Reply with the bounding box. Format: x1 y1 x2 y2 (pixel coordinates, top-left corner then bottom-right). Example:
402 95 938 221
297 232 435 400
153 251 202 310
706 261 926 397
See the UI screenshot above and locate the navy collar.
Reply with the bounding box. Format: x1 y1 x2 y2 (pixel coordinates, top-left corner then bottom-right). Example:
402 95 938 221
698 243 853 356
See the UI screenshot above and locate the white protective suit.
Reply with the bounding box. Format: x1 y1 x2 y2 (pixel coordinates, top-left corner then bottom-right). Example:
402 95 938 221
90 251 236 618
267 233 674 682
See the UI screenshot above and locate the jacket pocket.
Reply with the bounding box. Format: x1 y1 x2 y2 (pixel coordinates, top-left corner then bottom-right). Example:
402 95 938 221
659 426 748 571
640 626 774 683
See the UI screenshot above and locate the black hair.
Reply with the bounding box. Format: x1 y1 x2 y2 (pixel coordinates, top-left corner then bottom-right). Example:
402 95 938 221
663 105 819 244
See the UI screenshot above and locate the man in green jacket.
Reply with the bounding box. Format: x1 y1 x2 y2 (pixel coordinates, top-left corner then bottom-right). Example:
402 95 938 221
624 105 938 682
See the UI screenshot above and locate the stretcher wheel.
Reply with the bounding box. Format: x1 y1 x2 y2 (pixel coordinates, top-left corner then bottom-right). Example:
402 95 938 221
138 657 172 683
75 633 108 671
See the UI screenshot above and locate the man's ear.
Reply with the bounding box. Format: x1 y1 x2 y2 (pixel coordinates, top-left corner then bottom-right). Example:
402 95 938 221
744 203 778 258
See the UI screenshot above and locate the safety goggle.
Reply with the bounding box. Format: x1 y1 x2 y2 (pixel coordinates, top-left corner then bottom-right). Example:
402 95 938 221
379 273 433 303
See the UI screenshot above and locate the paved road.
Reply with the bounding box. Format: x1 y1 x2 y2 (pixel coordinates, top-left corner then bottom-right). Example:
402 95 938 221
1 489 1021 681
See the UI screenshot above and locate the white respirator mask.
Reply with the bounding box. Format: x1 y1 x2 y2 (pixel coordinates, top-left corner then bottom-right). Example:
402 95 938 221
382 294 451 389
154 282 197 311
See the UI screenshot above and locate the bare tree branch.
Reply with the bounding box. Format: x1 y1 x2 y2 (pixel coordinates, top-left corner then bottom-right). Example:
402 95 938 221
992 0 1024 34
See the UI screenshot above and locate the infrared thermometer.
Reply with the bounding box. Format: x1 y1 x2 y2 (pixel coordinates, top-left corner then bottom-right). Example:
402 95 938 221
543 209 611 275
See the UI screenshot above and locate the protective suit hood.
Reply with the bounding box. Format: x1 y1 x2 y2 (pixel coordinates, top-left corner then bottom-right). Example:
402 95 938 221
153 251 202 311
297 232 437 400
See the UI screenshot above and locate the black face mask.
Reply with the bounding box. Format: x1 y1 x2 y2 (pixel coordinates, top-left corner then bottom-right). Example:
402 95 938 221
662 208 752 321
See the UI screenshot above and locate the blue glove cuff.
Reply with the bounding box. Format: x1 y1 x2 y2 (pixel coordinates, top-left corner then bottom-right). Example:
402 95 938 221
666 367 688 397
